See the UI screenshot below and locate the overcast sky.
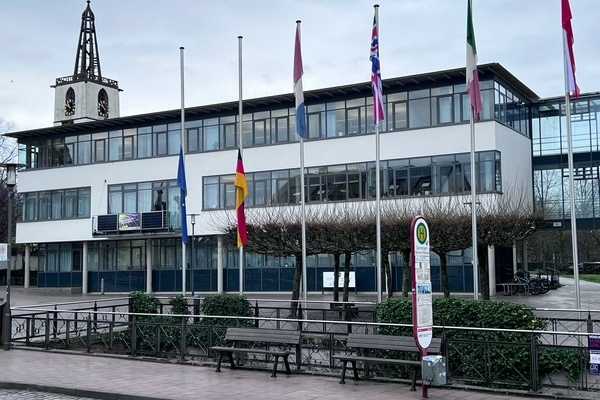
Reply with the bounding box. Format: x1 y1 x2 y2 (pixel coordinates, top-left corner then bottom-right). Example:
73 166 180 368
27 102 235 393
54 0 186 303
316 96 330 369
1 0 598 132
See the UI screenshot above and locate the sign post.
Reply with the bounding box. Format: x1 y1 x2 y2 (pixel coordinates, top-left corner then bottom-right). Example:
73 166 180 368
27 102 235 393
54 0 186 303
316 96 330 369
411 216 433 397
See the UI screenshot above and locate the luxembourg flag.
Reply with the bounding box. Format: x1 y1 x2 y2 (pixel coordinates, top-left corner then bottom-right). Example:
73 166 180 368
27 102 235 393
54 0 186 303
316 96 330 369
466 0 482 121
562 0 579 98
294 22 307 140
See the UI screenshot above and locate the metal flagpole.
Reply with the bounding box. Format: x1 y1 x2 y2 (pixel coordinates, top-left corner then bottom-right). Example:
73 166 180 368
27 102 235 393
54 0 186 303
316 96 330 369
238 36 245 296
562 3 581 309
179 46 187 296
469 112 479 301
373 5 382 303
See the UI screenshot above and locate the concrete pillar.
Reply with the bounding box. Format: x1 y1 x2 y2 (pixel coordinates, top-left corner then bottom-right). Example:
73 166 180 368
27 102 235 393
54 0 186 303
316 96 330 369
217 235 224 293
522 241 529 272
82 242 88 294
146 239 153 294
488 246 496 296
24 244 30 289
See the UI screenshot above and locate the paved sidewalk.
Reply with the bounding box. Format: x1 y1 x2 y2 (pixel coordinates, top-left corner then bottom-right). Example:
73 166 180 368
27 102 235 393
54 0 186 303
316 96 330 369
1 277 598 400
0 348 540 400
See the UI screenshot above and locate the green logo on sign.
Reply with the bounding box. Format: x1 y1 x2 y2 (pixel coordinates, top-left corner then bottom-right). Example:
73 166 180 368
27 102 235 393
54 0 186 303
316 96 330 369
416 222 427 244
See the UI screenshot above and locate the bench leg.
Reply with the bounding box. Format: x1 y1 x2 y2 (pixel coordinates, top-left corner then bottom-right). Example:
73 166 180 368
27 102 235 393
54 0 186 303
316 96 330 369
215 352 223 372
271 355 279 378
410 367 417 391
283 355 292 375
339 361 348 384
228 352 236 369
351 361 359 381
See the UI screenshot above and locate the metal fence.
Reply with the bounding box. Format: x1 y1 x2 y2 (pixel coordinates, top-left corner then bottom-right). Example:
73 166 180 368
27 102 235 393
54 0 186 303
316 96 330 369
4 297 600 397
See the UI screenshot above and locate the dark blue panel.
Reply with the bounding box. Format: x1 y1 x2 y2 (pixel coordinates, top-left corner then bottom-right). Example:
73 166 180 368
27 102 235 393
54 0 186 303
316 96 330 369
196 270 212 292
98 271 116 292
430 265 441 292
130 271 146 292
58 272 72 287
307 267 317 292
44 272 59 287
448 265 468 292
88 272 99 292
159 270 177 292
226 269 239 292
37 272 47 287
115 271 131 292
245 268 262 291
71 271 82 287
279 268 294 291
174 270 182 292
355 267 375 292
262 268 280 291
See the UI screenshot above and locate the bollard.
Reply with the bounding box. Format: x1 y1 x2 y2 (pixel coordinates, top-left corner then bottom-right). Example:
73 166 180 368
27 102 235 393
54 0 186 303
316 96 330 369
101 278 105 295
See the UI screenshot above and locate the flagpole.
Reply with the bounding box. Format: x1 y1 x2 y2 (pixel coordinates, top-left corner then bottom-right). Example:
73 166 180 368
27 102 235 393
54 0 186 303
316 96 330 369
562 0 581 309
179 46 187 296
238 35 244 296
294 20 308 311
373 5 383 304
466 0 480 300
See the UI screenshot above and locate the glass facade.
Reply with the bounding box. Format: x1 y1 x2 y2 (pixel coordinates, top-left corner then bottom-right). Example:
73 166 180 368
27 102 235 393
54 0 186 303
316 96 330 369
203 151 502 210
19 78 527 170
533 98 600 225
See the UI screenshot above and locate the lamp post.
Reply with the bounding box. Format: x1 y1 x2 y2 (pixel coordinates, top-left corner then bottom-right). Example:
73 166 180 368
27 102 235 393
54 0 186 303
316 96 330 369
2 162 20 351
190 214 197 297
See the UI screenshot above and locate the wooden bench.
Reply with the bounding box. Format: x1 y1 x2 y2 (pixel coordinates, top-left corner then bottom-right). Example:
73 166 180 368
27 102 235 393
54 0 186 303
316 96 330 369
210 327 301 377
332 333 443 391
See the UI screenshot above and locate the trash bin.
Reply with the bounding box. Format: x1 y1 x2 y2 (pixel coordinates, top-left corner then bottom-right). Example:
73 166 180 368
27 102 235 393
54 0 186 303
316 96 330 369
422 355 446 385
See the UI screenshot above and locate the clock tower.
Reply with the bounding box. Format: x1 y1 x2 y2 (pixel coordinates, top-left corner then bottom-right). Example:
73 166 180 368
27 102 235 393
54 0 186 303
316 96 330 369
53 1 120 125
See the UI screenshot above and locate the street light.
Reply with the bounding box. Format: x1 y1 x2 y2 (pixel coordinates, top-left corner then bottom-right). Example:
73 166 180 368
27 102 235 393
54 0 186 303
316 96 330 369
2 162 22 351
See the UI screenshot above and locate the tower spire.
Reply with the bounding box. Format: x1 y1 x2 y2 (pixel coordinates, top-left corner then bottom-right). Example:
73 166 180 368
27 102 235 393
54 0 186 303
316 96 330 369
74 0 101 80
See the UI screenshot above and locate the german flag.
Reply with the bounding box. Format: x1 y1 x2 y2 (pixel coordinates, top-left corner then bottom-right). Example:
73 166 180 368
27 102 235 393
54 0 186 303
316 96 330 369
235 149 248 247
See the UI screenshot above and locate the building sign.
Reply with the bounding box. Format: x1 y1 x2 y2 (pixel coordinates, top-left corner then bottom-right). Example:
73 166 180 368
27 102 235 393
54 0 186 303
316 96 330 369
322 271 355 288
589 335 600 375
411 216 433 350
118 213 141 231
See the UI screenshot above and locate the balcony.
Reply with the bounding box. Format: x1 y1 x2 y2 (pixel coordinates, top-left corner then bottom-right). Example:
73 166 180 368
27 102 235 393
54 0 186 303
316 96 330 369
92 211 173 236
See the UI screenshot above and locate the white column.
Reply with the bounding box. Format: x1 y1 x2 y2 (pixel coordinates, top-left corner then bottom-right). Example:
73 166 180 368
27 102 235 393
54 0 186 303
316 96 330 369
146 239 153 294
217 235 224 293
82 242 88 294
488 245 496 296
24 244 30 288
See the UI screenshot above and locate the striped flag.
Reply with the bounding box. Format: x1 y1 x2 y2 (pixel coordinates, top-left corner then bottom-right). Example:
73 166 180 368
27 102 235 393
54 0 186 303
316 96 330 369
176 147 188 244
370 11 384 125
466 0 482 121
562 0 579 98
235 149 248 247
294 22 307 139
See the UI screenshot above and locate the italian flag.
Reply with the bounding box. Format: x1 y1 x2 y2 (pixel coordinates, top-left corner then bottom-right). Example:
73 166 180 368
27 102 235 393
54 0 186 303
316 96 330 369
466 0 482 121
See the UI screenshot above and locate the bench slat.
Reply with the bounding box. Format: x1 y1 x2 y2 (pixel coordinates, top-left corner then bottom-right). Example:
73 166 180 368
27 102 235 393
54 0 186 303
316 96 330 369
332 354 421 367
225 328 301 345
346 333 442 353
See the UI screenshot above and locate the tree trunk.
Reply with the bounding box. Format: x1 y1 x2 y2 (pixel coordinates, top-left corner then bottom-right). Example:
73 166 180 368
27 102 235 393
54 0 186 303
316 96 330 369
402 249 411 297
343 251 351 303
436 251 450 298
290 252 302 317
333 252 341 302
478 244 490 300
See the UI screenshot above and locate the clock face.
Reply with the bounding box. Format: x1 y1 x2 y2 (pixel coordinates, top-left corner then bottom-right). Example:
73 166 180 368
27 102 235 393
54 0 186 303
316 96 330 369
64 98 75 116
98 99 109 117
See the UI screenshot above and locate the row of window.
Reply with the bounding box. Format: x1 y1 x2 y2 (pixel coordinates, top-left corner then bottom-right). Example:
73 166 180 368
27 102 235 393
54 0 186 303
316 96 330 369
22 187 91 221
37 239 471 272
21 79 526 170
532 99 600 157
203 151 502 210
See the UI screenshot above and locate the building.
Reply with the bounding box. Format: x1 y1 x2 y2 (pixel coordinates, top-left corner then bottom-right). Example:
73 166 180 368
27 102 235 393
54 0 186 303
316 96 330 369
7 3 597 295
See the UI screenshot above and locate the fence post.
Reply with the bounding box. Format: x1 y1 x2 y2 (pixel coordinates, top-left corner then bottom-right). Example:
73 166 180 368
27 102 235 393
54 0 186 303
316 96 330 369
180 318 187 361
588 312 593 333
93 301 98 333
530 332 539 392
45 311 51 349
86 313 92 353
131 314 137 356
254 301 259 328
193 297 200 325
52 305 58 339
298 303 303 332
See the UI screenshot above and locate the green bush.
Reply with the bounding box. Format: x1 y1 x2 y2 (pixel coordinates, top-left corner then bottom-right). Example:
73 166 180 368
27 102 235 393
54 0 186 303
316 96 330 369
196 294 254 349
375 296 582 389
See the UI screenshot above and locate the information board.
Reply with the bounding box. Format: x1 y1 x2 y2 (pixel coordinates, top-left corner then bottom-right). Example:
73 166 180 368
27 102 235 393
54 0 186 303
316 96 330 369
411 216 433 350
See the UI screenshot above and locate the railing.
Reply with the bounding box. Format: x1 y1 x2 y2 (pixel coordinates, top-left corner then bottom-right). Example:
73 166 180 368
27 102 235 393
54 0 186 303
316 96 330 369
5 298 600 396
